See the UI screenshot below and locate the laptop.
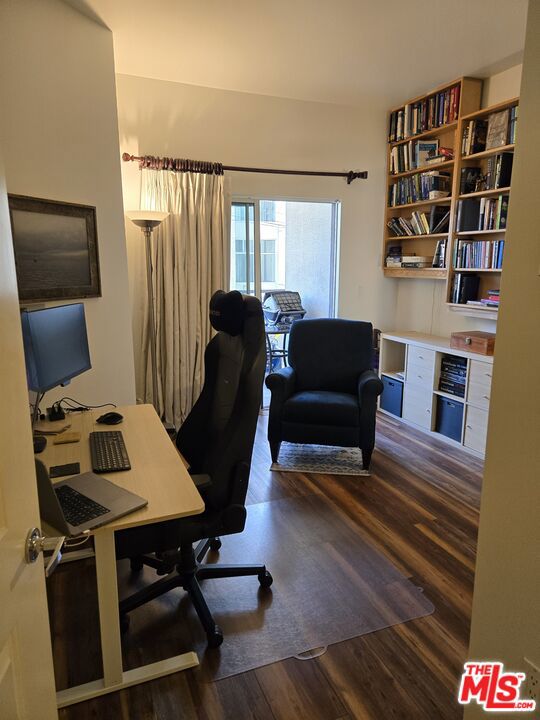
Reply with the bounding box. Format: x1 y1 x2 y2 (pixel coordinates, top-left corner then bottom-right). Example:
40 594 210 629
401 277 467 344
35 459 148 536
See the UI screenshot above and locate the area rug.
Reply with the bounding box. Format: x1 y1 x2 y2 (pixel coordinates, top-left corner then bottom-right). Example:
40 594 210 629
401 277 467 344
119 495 434 681
270 442 370 475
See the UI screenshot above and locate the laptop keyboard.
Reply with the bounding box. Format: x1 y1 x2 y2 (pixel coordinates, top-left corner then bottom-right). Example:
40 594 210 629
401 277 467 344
89 431 131 473
55 484 110 527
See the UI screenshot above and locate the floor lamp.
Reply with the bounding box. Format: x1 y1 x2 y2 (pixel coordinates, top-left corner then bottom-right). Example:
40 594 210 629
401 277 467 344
126 211 169 413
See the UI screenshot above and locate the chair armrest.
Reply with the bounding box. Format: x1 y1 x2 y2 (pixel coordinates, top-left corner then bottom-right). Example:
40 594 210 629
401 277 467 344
265 366 296 401
190 473 213 491
357 370 383 405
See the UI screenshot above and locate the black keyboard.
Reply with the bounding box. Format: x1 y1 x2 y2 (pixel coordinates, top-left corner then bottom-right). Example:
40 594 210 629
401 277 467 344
89 431 131 473
55 484 110 527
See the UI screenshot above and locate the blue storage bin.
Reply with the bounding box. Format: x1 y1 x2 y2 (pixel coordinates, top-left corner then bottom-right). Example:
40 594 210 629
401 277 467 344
436 396 464 441
381 375 403 417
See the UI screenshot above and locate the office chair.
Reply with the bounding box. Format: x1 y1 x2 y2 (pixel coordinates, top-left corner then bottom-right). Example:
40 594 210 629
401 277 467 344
266 318 383 470
115 290 272 648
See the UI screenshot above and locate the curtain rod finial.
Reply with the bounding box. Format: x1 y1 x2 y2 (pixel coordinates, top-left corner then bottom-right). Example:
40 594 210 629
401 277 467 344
347 170 368 184
122 152 134 162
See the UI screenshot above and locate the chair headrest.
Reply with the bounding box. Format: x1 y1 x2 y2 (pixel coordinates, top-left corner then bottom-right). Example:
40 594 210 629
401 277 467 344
209 290 245 336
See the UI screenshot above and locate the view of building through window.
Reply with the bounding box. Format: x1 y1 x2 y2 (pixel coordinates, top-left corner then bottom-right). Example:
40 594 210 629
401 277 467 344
230 199 339 319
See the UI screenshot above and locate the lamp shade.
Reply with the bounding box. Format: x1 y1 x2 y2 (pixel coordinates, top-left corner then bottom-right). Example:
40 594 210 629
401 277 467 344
126 210 169 230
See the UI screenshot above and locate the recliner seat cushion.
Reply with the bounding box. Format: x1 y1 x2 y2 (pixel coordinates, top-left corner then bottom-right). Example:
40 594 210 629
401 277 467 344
282 390 359 427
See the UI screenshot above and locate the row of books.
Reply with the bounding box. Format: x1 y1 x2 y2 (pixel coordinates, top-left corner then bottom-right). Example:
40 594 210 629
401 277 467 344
457 194 509 232
461 107 518 156
388 85 461 143
466 289 500 309
461 153 513 196
439 355 467 398
450 273 480 304
388 171 450 207
385 254 434 269
453 239 505 269
389 140 453 174
386 206 450 236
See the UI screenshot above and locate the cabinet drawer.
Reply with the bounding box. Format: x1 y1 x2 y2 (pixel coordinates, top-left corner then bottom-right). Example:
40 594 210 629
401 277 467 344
464 405 488 454
468 360 493 408
406 360 433 388
407 346 436 372
403 384 433 429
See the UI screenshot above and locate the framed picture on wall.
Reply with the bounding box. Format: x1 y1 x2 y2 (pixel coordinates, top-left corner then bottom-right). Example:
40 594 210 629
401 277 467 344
8 194 101 303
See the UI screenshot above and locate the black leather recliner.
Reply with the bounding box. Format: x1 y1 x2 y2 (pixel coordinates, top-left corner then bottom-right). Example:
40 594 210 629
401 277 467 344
115 290 272 648
265 318 383 470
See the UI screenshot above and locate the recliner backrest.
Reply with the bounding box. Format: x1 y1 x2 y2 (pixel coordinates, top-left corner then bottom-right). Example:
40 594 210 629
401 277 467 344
288 318 374 393
176 291 265 511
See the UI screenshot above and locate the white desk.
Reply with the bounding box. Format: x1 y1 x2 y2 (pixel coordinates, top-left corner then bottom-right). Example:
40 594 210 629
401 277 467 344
38 404 205 708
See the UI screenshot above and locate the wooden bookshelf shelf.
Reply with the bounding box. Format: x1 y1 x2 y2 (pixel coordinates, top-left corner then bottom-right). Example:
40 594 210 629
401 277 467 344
389 159 454 180
383 78 484 282
458 186 511 200
461 97 519 121
448 303 498 320
390 122 458 147
384 267 447 279
453 268 502 273
386 233 449 241
456 229 506 236
387 197 451 211
462 144 515 161
433 389 465 402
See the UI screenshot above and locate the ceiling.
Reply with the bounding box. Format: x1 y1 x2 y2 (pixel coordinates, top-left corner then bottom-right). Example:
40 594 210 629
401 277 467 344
82 0 528 107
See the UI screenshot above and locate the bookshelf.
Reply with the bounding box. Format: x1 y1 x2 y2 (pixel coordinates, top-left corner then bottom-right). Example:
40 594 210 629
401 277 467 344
445 96 519 319
383 77 483 279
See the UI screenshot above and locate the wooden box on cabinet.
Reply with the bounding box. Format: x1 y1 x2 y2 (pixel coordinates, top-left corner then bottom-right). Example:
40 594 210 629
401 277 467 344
450 330 495 355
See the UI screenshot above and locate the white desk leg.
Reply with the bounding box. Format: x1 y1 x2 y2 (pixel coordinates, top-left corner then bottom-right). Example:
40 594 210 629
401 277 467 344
56 529 199 708
94 530 124 686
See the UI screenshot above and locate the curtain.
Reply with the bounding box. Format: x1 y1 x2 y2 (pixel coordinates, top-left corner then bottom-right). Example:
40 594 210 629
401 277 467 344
138 168 229 428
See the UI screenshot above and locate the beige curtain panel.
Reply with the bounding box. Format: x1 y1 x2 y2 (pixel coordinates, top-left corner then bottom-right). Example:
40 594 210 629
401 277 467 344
139 168 229 427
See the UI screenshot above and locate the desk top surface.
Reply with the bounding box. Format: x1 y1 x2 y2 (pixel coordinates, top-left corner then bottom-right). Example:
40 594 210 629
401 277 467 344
37 404 205 533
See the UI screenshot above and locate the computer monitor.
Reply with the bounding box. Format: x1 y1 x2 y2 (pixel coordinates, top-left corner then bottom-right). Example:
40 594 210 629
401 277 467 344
21 303 91 393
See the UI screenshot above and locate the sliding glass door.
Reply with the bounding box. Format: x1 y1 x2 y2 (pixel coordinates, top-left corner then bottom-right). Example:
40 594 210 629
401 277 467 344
230 198 339 318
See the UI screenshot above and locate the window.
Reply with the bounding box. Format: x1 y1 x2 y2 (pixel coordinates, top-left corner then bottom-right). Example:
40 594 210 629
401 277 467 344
230 198 339 317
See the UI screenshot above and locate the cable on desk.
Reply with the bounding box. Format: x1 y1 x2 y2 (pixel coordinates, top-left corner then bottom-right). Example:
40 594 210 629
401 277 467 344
57 397 117 413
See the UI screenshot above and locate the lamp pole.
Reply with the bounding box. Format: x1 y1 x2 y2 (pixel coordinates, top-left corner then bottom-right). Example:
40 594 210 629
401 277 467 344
143 225 159 409
126 211 169 414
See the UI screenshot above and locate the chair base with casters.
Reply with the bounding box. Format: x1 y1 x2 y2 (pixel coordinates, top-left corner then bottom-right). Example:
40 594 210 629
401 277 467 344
120 538 273 648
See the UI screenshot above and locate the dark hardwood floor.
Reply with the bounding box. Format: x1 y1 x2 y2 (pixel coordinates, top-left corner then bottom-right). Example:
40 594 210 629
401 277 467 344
51 411 482 719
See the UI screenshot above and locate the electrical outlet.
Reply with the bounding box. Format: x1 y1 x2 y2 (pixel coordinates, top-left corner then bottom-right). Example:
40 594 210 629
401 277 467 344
523 657 540 706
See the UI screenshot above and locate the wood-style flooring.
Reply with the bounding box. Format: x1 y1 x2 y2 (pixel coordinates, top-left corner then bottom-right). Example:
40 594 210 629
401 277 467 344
50 411 483 719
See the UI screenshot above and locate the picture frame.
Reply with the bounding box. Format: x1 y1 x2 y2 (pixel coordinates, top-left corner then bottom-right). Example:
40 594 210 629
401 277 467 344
8 195 101 303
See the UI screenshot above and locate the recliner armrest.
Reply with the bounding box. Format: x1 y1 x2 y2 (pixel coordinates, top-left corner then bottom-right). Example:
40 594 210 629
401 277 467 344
358 370 384 405
265 366 296 400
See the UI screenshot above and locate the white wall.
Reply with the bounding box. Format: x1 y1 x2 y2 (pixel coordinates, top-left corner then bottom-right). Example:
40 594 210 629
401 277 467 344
393 64 523 337
116 75 397 398
465 3 539 715
0 0 135 407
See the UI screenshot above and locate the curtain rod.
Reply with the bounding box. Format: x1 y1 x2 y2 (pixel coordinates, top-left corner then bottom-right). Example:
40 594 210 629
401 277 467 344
122 153 368 184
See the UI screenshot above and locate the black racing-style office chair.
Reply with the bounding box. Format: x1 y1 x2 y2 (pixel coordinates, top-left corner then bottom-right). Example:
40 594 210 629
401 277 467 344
115 290 272 648
265 318 383 470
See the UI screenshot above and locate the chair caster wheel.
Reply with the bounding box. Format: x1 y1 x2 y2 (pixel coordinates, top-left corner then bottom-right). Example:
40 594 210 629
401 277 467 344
209 538 222 551
130 557 143 572
258 570 273 589
120 614 130 633
207 625 224 648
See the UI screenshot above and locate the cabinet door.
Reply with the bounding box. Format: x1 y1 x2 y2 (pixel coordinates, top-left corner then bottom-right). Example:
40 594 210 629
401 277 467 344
407 346 436 374
464 405 489 454
467 360 493 409
403 384 433 429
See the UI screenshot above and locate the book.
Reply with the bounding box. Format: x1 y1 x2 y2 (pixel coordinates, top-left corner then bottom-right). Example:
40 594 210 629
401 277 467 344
415 140 439 167
431 210 450 233
486 109 510 149
463 119 488 155
432 239 446 268
457 199 481 231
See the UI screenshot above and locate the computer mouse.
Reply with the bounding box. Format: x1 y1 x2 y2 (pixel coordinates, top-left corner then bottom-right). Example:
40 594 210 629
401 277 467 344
96 411 124 425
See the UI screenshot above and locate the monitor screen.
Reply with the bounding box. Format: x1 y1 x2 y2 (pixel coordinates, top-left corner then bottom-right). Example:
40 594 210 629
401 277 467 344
21 303 91 392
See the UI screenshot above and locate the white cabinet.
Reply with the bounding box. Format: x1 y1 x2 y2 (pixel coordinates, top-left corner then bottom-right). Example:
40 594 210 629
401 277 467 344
379 332 494 457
